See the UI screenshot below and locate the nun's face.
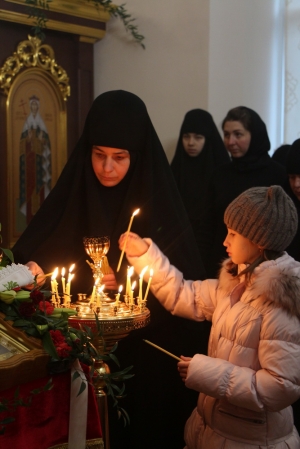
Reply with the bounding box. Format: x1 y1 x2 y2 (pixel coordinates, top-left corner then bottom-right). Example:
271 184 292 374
182 133 205 157
289 174 300 201
223 121 251 158
91 146 130 187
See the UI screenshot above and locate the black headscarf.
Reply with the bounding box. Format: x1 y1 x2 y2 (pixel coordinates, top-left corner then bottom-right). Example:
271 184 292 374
13 91 210 449
228 106 271 172
171 109 229 220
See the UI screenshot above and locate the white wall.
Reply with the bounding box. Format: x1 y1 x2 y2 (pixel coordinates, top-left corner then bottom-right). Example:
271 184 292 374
208 0 285 152
94 0 285 160
94 0 210 161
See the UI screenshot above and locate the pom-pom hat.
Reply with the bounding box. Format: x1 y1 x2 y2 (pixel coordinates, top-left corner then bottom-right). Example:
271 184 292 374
224 185 298 251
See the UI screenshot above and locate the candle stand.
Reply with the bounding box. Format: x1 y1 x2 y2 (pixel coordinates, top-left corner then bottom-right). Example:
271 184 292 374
68 294 150 449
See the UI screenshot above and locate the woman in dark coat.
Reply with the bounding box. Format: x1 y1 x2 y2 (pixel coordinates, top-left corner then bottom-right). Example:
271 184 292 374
171 109 230 242
196 106 287 278
12 90 211 449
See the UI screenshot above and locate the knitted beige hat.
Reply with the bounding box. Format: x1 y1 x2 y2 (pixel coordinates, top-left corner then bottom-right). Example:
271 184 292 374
224 185 298 251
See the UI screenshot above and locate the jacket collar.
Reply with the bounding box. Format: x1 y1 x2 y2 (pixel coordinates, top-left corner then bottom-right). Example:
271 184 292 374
218 254 300 320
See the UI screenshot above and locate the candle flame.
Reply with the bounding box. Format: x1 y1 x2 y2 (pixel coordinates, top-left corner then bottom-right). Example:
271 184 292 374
99 284 105 292
119 285 123 293
140 265 148 278
61 267 65 277
94 278 100 286
133 208 140 216
131 281 136 290
69 264 75 273
127 266 134 277
150 269 154 277
51 267 58 280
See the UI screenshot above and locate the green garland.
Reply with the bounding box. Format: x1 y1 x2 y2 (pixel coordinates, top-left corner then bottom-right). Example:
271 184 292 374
24 0 145 48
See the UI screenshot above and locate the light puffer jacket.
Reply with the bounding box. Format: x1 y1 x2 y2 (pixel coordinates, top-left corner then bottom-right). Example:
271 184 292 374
128 240 300 449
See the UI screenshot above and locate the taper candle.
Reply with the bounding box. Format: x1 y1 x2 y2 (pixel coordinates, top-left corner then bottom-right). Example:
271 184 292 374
143 269 153 302
139 266 148 299
126 266 134 296
116 208 140 272
115 285 123 306
61 267 66 294
130 281 136 304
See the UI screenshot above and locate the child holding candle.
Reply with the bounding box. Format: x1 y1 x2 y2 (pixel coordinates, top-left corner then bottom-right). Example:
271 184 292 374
119 186 300 449
12 90 210 449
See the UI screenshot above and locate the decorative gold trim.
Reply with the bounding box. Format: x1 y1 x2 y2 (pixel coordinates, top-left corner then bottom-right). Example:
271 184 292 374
47 438 104 449
5 0 110 22
0 10 106 42
0 35 70 100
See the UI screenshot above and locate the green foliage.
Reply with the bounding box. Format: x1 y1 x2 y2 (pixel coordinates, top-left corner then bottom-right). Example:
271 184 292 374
24 0 145 48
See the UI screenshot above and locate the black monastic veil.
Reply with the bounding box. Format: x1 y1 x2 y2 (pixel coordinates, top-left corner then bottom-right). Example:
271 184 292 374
13 90 211 449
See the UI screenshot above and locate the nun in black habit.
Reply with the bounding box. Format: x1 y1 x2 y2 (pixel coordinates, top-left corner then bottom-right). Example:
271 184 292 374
12 90 210 449
196 106 287 278
171 109 230 239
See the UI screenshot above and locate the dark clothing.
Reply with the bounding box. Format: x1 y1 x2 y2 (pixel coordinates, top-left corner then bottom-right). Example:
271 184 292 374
272 144 292 167
171 109 230 228
13 90 210 449
196 107 287 278
284 183 300 263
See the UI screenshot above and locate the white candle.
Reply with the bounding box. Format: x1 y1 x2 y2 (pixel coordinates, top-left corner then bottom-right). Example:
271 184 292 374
117 208 140 272
91 278 99 303
115 285 123 306
143 269 153 302
131 281 136 304
66 273 74 297
126 266 134 296
139 266 148 299
51 267 58 302
61 267 66 294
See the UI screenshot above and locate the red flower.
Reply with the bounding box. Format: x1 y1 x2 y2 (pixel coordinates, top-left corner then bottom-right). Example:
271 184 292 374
30 290 45 305
50 330 65 345
38 300 54 315
19 302 35 318
50 330 72 358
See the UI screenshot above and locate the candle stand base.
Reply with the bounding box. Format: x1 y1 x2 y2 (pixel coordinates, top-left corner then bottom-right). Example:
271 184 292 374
68 294 150 448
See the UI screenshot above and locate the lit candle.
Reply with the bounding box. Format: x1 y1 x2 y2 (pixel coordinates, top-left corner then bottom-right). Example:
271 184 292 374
91 278 99 303
139 266 148 299
116 208 140 272
66 273 74 297
115 285 123 306
130 281 136 304
61 267 66 294
51 267 58 301
126 266 134 296
96 284 105 307
143 269 153 303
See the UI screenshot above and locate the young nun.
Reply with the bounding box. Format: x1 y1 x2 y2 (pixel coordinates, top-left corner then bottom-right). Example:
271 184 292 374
120 185 300 449
12 90 211 449
171 109 229 231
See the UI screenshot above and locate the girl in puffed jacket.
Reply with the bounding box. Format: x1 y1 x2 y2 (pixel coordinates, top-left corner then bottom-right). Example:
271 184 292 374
119 185 300 449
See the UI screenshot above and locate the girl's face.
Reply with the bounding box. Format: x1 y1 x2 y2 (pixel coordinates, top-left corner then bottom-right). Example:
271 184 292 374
223 228 261 265
223 121 251 158
182 133 205 157
91 146 130 187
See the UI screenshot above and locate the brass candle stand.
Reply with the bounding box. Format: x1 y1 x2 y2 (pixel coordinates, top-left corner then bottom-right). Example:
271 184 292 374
66 235 151 449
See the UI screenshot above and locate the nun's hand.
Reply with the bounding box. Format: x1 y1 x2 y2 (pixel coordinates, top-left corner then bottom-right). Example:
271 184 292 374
118 232 149 257
25 261 46 289
177 356 192 383
102 267 118 290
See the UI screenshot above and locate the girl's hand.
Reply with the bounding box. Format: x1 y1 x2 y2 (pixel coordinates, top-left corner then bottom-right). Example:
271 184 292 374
118 232 149 257
177 356 192 382
102 267 118 290
25 261 45 289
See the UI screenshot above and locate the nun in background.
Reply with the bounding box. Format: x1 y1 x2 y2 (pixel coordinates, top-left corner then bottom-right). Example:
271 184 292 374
171 109 230 241
13 90 211 449
285 138 300 263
